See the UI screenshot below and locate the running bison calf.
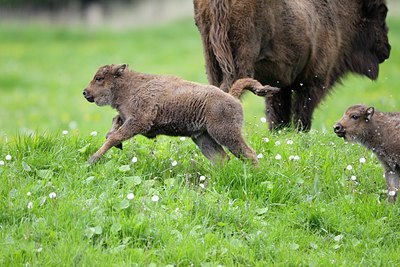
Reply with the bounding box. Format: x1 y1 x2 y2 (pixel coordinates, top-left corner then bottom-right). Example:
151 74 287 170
83 64 279 165
334 104 400 202
194 0 391 131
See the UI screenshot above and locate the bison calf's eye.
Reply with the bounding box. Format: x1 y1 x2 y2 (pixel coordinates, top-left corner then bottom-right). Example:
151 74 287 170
95 77 104 83
351 115 359 120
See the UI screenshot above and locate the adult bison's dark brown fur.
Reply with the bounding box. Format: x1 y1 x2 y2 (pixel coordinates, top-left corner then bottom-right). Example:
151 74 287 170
193 0 391 131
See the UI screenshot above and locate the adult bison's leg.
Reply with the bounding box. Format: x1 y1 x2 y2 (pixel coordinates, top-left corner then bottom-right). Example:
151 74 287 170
292 85 327 131
265 88 292 130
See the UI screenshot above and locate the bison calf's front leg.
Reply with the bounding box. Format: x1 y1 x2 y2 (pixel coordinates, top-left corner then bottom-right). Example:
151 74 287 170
88 119 138 164
106 115 124 150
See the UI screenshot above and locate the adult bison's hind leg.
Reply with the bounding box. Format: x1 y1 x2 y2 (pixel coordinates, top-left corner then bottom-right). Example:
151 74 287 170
265 88 292 130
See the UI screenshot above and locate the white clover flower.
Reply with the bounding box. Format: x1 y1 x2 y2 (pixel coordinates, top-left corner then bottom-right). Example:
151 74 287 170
171 160 178 167
90 131 98 137
199 183 205 189
131 157 138 163
275 154 282 160
289 155 300 161
27 192 31 196
179 137 186 141
0 160 4 166
350 175 357 181
275 141 281 146
27 201 33 209
346 165 353 171
257 153 263 159
49 192 57 199
5 154 12 161
260 117 267 123
359 157 366 163
388 191 396 197
127 193 135 200
263 137 270 143
151 195 159 202
286 140 294 145
199 175 206 181
62 130 68 135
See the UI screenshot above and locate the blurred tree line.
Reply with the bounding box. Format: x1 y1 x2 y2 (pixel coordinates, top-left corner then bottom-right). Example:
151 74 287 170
0 0 137 9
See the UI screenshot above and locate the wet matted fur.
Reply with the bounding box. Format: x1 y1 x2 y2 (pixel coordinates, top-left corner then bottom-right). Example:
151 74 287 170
83 64 279 165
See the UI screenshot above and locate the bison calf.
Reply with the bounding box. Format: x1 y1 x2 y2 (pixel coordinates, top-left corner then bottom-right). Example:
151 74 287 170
334 104 400 202
83 64 279 165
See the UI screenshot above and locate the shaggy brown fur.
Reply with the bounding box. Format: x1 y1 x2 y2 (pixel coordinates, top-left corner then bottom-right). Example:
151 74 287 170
334 104 400 202
194 0 391 131
83 64 279 165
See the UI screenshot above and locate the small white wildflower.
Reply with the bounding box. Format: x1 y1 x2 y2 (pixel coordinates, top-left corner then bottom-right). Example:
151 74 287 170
286 140 294 145
171 160 178 167
27 192 31 196
275 141 281 146
90 131 98 137
199 175 206 181
62 130 68 135
388 190 396 197
5 154 12 161
289 155 300 161
27 201 33 209
49 192 57 199
263 137 270 143
275 154 282 160
131 156 138 163
199 183 205 189
350 175 357 181
260 117 267 123
36 247 43 253
179 137 186 141
0 160 4 166
151 195 159 202
359 157 366 163
346 165 353 171
257 153 263 159
127 193 135 200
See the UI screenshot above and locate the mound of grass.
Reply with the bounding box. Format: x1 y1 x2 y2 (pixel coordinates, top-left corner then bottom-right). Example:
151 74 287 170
1 128 400 265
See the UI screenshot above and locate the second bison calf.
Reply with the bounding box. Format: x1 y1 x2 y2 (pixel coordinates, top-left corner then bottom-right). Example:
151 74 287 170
83 64 279 165
334 104 400 202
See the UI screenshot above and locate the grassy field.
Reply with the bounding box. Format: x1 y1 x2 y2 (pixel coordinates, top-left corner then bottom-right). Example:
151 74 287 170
1 12 400 266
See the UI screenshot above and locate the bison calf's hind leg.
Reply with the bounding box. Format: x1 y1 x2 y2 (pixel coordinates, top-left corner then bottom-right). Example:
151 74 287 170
208 127 258 166
385 170 400 203
192 133 229 164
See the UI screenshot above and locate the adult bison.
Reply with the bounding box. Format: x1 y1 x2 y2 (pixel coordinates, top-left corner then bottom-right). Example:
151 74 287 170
193 0 391 131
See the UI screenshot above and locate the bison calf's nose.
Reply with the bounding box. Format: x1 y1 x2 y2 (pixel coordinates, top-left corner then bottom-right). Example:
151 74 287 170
333 123 343 134
83 89 94 103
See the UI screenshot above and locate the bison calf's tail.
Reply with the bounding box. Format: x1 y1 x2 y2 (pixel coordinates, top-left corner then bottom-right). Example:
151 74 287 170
229 78 280 99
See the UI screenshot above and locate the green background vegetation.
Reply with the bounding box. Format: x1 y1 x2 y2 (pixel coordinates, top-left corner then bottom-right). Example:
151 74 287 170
0 12 399 266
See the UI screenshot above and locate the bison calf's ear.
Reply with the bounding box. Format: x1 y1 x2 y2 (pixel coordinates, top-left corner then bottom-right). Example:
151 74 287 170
365 107 375 122
113 64 128 77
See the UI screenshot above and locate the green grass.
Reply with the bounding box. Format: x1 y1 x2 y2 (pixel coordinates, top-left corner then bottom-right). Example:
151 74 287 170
1 15 400 266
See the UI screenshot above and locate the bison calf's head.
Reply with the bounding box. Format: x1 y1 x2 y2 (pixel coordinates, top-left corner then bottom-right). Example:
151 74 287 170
83 64 128 106
334 104 375 142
